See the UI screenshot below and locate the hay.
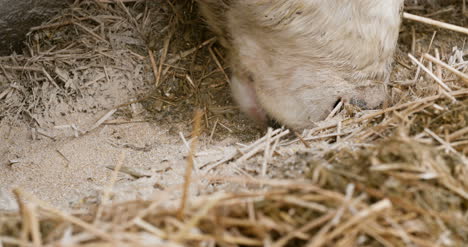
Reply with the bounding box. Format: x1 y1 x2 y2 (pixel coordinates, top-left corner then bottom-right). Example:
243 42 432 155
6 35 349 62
0 0 467 246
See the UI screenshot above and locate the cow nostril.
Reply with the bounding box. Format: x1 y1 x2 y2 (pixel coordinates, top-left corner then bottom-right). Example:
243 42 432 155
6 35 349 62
266 115 282 129
333 98 342 109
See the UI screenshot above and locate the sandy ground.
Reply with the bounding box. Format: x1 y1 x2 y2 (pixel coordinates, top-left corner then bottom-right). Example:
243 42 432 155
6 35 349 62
0 67 263 211
1 116 184 210
0 88 262 211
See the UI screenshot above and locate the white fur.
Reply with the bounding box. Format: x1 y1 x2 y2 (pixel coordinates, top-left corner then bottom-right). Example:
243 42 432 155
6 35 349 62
198 0 404 129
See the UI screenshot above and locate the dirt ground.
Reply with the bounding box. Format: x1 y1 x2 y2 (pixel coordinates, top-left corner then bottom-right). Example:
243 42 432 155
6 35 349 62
0 0 466 214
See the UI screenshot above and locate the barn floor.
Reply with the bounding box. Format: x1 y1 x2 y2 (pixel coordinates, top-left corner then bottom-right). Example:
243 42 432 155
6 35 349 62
0 1 467 246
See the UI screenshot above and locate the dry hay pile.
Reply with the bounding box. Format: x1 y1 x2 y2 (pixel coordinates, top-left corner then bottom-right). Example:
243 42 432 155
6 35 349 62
0 0 467 246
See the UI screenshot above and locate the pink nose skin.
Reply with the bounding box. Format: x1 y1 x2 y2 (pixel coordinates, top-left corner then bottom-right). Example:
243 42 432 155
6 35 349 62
230 74 268 127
